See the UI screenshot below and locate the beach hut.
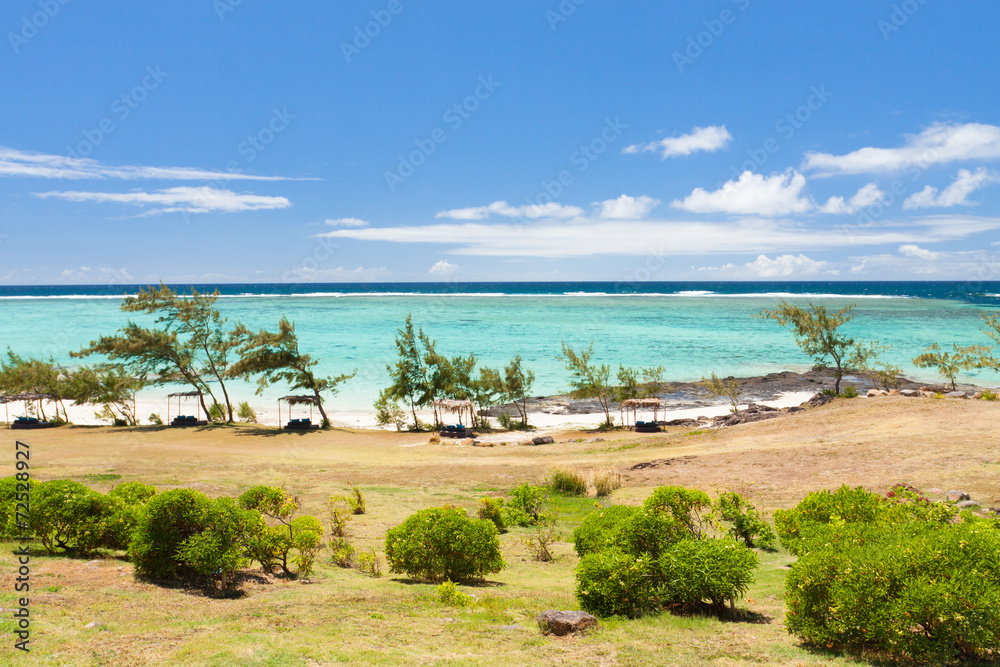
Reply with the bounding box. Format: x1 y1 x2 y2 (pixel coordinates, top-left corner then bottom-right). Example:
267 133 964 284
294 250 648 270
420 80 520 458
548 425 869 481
167 391 207 427
621 397 665 432
434 398 476 437
5 392 58 429
278 395 320 430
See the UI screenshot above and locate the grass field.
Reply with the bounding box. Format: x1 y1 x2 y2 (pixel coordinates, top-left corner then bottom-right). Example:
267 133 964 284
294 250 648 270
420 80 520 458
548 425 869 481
2 396 999 665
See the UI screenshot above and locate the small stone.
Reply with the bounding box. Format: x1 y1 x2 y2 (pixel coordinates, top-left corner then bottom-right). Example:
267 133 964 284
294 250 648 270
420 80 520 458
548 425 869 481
429 436 441 444
84 621 102 629
956 500 980 509
947 490 971 502
531 436 555 445
943 391 967 399
537 610 599 636
866 389 889 398
899 389 920 397
973 392 983 399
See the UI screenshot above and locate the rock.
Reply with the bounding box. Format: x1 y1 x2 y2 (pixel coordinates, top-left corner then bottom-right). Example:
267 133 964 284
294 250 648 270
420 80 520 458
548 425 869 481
899 389 920 397
888 389 900 395
803 393 835 407
531 436 555 445
662 418 701 427
919 390 937 398
537 610 599 636
429 436 441 444
786 406 803 413
713 410 781 427
866 389 889 397
943 391 967 399
947 490 971 502
973 392 983 399
956 500 980 509
84 621 103 629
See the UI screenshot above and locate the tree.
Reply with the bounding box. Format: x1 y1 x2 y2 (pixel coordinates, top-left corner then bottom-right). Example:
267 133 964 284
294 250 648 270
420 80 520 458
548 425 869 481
385 314 427 428
912 343 985 391
63 365 146 426
758 302 856 395
473 366 505 429
700 373 740 413
502 354 535 427
976 313 1000 371
119 284 241 422
228 317 355 428
373 388 407 431
0 350 71 421
559 343 613 426
849 340 902 390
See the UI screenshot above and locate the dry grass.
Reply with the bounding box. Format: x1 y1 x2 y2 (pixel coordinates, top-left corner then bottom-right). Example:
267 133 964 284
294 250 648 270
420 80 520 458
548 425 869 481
1 396 998 665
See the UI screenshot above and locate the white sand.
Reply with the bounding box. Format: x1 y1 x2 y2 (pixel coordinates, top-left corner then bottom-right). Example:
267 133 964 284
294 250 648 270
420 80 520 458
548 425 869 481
20 390 817 431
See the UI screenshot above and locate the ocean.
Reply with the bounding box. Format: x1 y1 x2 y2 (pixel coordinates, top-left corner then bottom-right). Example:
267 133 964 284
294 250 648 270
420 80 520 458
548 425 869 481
1 281 998 414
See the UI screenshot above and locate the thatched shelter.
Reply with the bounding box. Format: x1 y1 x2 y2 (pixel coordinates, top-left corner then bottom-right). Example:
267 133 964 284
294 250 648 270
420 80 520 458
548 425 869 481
433 398 476 427
2 392 57 424
167 391 204 422
620 397 665 427
278 395 320 425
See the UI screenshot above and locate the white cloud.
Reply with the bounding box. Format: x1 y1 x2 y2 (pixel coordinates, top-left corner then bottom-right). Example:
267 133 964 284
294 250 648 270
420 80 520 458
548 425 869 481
325 217 369 227
804 123 1000 176
0 146 309 181
623 125 732 159
285 265 388 282
700 254 830 278
435 200 584 220
819 182 886 214
672 170 813 217
428 260 458 276
34 186 291 214
902 168 998 209
899 244 938 260
594 195 660 219
317 214 1000 259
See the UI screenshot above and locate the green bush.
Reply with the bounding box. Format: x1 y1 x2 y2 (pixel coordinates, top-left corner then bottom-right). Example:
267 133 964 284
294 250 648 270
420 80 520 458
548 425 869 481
236 401 258 423
548 469 588 496
572 504 639 557
503 483 546 527
329 537 357 568
714 492 775 549
291 515 324 578
103 481 158 550
130 488 213 579
657 538 758 609
643 486 711 538
357 547 382 577
840 384 860 398
384 506 505 582
148 413 163 425
576 549 660 618
30 480 110 555
238 485 305 576
0 476 37 539
176 497 264 591
437 580 474 606
786 522 1000 662
477 497 507 533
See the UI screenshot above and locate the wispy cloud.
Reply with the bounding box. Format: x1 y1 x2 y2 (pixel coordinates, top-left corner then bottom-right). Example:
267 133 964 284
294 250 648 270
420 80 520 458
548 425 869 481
34 186 291 214
819 182 886 214
593 194 660 219
672 170 813 217
903 167 999 209
0 146 312 181
435 200 584 220
325 217 369 227
803 122 1000 176
699 254 832 278
623 125 732 159
898 244 938 259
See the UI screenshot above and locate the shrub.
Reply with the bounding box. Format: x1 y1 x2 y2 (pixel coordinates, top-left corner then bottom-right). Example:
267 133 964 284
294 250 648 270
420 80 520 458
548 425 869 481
786 521 1000 662
576 549 660 618
236 401 258 423
238 485 304 576
130 488 212 579
657 538 758 609
437 580 474 606
592 468 622 497
477 497 507 533
548 469 588 496
348 487 366 515
572 504 639 557
0 476 37 539
503 483 547 527
714 492 775 549
384 506 504 582
981 389 999 401
840 384 860 398
327 497 351 538
103 481 157 550
148 413 163 425
643 486 711 538
374 388 406 431
176 497 265 591
523 519 559 562
291 515 324 578
357 548 382 577
208 401 225 422
30 480 110 555
329 537 357 568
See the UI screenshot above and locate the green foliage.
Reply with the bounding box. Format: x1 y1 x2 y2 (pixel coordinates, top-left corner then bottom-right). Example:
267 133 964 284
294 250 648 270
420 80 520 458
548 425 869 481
329 537 357 568
501 354 535 427
357 548 382 577
437 580 474 606
523 518 560 562
30 480 110 555
130 488 213 579
559 342 614 426
373 388 406 431
384 314 427 429
503 483 547 527
103 482 158 551
592 468 622 497
176 497 264 591
290 515 324 579
840 384 860 398
849 339 902 390
576 549 661 618
208 401 225 422
0 349 72 422
912 342 985 390
547 469 588 496
643 486 712 538
148 413 163 425
699 372 740 413
981 389 999 401
348 487 366 515
0 476 37 538
786 521 1000 662
327 496 351 538
713 492 775 549
238 485 315 576
573 505 640 557
236 401 258 423
758 301 857 394
477 497 507 533
64 364 144 426
384 506 505 582
657 538 758 608
229 316 356 428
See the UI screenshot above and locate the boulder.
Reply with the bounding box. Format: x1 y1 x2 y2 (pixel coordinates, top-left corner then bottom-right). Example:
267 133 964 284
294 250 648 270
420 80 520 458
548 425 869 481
943 391 967 399
531 435 555 445
866 389 889 397
956 500 980 509
786 406 803 413
537 610 599 636
973 392 983 399
899 389 920 397
888 389 900 395
947 490 971 502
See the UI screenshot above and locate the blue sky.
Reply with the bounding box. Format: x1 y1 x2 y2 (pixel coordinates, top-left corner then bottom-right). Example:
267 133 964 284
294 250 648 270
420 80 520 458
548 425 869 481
1 0 999 284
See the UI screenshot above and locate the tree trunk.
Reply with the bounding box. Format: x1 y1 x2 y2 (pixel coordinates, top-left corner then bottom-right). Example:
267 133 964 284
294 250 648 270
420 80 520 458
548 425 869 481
314 390 329 427
202 340 234 422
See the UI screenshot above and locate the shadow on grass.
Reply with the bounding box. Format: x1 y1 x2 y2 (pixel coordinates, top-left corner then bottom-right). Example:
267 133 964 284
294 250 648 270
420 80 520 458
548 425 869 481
390 577 506 588
137 570 275 599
